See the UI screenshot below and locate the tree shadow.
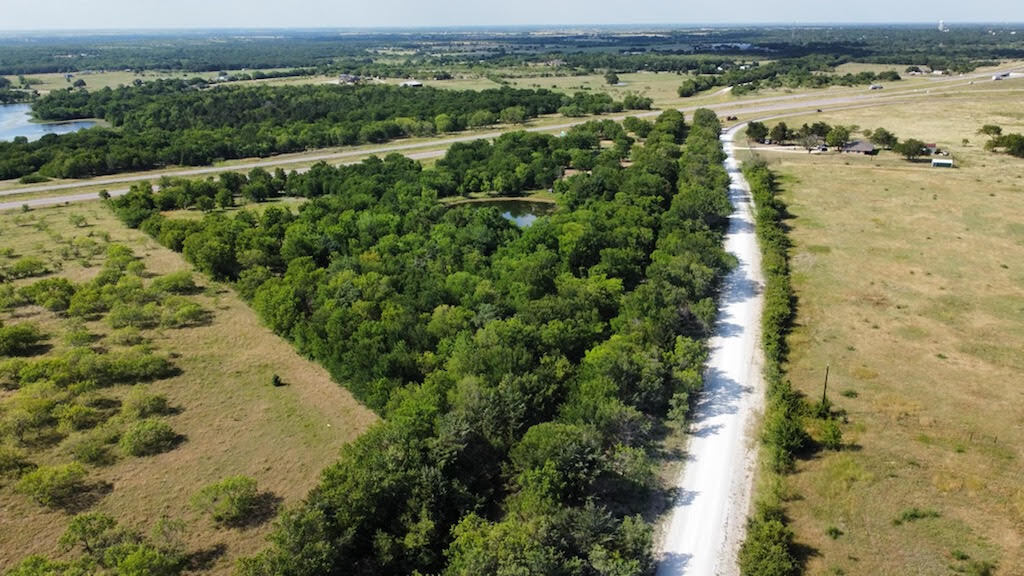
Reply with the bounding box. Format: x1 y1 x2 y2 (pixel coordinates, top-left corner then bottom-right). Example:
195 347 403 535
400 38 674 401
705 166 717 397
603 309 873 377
229 491 283 530
60 480 113 514
656 551 693 575
185 543 228 571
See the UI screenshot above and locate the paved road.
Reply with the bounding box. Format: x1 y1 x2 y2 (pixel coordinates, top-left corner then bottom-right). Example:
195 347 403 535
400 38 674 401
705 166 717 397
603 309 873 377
655 124 765 576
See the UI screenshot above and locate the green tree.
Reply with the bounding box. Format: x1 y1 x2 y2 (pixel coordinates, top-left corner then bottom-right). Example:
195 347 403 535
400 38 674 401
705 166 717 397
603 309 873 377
467 109 497 128
746 121 768 143
499 106 527 125
605 72 620 85
825 126 850 148
895 138 927 160
434 113 455 133
769 122 790 144
869 127 899 149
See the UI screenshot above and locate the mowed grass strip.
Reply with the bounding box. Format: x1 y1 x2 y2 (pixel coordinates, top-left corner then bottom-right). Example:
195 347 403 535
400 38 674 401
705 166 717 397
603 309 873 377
738 90 1024 575
0 203 377 574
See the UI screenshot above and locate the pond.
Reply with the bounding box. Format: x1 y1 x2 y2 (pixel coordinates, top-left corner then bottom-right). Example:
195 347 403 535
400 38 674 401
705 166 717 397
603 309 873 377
471 199 556 228
0 103 97 142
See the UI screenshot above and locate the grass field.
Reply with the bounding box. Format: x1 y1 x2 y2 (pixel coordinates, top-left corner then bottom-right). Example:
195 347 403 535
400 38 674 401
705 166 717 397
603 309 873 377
0 203 376 573
738 88 1024 575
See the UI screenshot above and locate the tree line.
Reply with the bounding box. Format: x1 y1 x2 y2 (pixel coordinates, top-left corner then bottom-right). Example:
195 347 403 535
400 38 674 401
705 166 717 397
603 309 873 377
0 81 647 181
677 57 902 97
106 109 735 576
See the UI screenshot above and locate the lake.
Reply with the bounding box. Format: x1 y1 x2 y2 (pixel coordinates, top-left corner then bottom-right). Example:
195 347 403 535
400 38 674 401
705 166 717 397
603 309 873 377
0 103 97 142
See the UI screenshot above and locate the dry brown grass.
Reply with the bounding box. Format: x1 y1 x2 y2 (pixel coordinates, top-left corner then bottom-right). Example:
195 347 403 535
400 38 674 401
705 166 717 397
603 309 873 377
739 89 1024 575
0 204 377 573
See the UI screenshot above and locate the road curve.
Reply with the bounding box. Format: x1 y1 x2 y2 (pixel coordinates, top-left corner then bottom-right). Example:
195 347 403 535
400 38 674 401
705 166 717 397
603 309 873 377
656 124 765 576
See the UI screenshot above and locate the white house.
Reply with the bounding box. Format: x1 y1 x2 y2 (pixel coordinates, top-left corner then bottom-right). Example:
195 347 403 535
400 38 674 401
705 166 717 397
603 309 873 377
931 158 954 168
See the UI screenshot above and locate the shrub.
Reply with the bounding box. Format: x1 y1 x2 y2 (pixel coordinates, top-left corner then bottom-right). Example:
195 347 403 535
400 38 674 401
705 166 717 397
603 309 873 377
159 297 207 328
149 271 197 295
108 327 147 347
15 462 88 508
121 389 171 420
55 403 105 434
107 302 161 329
68 434 116 466
8 257 48 279
0 445 36 482
892 507 940 525
820 419 843 450
119 419 179 456
738 505 798 576
0 322 46 357
18 277 77 311
192 475 262 526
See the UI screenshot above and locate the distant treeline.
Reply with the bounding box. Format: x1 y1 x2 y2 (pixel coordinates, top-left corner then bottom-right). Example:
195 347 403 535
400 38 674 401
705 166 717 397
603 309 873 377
0 82 648 181
2 27 1018 77
104 110 735 575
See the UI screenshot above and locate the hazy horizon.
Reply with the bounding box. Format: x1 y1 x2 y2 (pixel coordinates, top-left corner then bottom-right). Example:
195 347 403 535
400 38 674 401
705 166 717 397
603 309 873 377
1 0 1022 32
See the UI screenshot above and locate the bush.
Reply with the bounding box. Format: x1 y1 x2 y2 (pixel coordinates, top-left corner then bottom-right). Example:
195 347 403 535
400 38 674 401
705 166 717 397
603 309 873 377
121 389 171 420
18 277 77 311
738 505 798 576
119 419 179 456
68 433 116 466
149 271 197 295
159 297 207 328
892 507 940 526
192 475 262 526
18 174 50 184
7 257 48 279
820 419 843 450
15 462 88 508
0 445 36 482
55 403 105 434
107 302 161 329
0 322 46 356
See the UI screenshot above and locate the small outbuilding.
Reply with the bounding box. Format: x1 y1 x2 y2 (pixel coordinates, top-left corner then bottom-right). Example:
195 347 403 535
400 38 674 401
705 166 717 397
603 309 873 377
843 140 877 155
399 80 424 87
931 158 954 168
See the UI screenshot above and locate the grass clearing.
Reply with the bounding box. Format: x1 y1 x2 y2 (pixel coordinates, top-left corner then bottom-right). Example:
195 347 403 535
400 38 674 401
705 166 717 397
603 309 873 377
0 203 376 573
739 89 1024 574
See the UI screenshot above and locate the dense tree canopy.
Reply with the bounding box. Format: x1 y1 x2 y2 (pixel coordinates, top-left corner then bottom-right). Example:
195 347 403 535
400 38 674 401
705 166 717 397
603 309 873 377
110 110 735 576
0 82 647 181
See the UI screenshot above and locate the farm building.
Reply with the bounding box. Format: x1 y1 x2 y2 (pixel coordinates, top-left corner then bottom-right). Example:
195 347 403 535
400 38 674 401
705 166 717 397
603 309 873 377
843 140 877 155
400 80 424 87
931 158 954 168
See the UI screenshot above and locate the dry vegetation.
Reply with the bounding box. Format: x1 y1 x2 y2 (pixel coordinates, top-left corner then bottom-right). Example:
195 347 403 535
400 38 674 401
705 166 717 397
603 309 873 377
740 87 1024 575
0 203 376 574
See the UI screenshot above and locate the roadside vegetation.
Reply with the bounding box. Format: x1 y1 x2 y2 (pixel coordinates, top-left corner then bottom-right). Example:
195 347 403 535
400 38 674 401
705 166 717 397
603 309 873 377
739 92 1024 574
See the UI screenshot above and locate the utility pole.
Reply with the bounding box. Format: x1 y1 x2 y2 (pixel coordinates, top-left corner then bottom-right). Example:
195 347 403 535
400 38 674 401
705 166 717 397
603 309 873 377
822 364 830 406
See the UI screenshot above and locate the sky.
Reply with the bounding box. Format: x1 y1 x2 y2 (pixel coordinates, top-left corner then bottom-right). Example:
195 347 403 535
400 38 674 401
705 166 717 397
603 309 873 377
0 0 1021 30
